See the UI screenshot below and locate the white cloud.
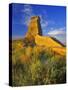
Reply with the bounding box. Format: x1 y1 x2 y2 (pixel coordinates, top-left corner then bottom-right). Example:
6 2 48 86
21 5 34 26
21 5 33 14
48 30 65 35
48 27 66 36
48 27 66 45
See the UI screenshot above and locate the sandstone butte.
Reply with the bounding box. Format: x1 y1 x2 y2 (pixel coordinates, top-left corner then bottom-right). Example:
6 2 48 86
25 16 66 56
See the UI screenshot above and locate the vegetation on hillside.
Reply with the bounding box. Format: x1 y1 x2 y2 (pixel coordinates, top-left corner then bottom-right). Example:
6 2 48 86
11 39 66 86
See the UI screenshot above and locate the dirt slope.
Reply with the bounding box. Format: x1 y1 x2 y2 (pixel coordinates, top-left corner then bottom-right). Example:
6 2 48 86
35 35 66 56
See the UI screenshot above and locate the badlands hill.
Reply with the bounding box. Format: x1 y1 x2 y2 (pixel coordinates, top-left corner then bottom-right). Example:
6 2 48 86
24 16 66 56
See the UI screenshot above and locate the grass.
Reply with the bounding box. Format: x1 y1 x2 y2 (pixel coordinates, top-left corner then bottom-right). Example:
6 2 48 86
11 39 66 86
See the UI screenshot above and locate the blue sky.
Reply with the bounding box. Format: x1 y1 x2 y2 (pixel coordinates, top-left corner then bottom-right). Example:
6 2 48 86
12 3 66 44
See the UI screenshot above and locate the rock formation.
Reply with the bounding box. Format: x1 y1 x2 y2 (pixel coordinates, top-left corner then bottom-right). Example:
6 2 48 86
24 16 65 55
26 16 42 37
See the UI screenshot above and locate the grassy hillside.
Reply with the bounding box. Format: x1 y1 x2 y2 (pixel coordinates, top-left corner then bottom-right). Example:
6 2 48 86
11 39 66 86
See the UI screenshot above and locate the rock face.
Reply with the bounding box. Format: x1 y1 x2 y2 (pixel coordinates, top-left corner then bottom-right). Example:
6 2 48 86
26 16 42 37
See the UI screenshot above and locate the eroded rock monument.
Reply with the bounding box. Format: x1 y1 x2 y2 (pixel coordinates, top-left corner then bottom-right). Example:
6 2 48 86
26 16 42 37
25 16 65 55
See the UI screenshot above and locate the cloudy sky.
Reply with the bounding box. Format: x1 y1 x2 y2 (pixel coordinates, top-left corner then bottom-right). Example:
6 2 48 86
12 3 66 44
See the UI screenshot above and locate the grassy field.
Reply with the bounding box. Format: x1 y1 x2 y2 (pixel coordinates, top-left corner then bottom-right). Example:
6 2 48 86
11 39 66 86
